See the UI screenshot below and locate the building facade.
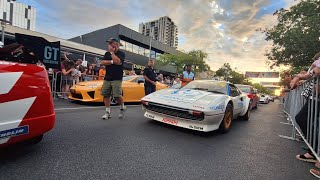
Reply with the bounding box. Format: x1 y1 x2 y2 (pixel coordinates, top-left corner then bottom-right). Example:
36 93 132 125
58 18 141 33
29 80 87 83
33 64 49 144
139 16 178 48
70 24 180 76
0 0 36 30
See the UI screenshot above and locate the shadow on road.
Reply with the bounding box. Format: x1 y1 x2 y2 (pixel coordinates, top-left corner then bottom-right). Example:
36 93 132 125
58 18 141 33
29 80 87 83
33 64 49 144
147 120 223 138
68 100 141 106
0 142 41 162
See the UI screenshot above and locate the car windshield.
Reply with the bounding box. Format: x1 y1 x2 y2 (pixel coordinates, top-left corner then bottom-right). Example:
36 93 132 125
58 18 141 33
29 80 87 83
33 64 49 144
181 81 227 94
236 85 251 93
122 76 136 81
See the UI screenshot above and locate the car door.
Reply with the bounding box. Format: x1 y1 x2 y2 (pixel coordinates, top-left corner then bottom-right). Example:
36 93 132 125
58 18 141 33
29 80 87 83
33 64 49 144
229 84 243 116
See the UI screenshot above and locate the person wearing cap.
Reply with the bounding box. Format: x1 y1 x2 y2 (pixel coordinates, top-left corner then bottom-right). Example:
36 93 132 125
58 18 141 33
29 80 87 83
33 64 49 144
100 37 126 119
180 64 195 87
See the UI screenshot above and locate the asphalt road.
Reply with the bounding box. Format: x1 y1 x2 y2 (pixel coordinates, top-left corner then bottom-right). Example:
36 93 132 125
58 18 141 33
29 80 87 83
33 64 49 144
0 100 317 180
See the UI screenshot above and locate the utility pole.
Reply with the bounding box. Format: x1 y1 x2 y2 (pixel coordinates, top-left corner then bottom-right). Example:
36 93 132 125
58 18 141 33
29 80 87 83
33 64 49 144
149 28 153 59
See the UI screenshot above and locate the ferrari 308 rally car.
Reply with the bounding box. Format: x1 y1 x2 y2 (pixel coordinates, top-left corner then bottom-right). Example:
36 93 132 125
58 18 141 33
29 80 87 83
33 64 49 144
141 80 252 133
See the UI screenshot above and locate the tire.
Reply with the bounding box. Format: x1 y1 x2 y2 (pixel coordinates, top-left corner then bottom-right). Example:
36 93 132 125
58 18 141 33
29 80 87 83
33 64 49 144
219 104 233 133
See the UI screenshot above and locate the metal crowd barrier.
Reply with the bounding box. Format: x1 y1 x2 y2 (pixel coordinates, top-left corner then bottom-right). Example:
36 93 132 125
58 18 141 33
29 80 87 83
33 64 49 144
49 72 100 100
280 77 320 162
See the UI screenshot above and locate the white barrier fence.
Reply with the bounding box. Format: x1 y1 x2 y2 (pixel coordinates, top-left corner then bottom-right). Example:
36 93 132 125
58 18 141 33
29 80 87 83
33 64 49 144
280 77 320 162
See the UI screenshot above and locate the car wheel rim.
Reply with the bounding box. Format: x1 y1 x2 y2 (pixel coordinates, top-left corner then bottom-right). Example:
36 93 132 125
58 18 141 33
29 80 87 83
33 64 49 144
225 109 232 128
110 97 118 105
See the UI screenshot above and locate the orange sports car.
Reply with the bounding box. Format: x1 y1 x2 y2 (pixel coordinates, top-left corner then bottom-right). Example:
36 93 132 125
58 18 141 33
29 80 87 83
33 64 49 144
69 75 168 104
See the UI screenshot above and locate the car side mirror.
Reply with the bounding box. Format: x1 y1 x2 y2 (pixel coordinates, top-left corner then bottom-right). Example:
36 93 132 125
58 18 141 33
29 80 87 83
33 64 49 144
138 80 144 84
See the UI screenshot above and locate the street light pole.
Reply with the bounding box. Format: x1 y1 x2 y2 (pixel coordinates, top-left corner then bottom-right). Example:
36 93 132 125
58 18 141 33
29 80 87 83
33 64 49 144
149 36 152 59
149 28 153 59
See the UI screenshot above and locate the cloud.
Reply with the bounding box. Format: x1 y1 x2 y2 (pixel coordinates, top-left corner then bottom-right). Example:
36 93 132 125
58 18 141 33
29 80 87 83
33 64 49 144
17 0 296 72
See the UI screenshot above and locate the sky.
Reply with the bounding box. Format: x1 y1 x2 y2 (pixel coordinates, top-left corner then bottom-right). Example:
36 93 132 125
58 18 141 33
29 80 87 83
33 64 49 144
18 0 299 73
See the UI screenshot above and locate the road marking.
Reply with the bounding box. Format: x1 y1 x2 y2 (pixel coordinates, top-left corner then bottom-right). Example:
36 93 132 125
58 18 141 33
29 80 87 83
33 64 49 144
54 105 141 111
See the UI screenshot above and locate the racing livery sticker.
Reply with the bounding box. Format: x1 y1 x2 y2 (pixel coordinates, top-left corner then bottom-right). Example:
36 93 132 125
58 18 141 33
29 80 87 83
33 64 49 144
145 113 155 119
210 104 225 111
162 118 178 125
0 72 37 144
189 125 204 130
238 102 244 108
0 126 29 139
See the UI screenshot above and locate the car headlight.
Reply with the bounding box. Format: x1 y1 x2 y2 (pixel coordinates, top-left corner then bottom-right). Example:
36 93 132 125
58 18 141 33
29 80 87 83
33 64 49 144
87 84 99 89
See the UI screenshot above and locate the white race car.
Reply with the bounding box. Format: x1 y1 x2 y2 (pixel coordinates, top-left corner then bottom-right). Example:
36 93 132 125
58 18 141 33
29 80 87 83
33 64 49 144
141 80 252 133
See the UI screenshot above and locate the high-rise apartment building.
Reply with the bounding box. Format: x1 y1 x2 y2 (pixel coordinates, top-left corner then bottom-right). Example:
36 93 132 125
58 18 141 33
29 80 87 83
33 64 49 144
139 16 178 48
0 0 36 30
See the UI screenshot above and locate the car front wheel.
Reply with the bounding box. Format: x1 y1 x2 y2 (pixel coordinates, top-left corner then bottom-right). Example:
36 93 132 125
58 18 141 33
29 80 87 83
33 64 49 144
219 104 233 133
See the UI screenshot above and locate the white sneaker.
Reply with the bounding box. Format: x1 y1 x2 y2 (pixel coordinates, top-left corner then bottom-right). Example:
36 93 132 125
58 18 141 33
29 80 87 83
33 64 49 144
118 106 126 119
102 112 111 120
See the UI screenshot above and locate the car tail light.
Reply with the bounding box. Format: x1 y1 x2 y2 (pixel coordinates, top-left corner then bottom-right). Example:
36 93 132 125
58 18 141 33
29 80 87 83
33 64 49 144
188 110 204 117
247 93 254 99
141 100 149 106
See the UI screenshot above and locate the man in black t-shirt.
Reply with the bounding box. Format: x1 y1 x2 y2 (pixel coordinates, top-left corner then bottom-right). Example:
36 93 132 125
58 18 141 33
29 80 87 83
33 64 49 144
143 59 157 95
100 37 126 119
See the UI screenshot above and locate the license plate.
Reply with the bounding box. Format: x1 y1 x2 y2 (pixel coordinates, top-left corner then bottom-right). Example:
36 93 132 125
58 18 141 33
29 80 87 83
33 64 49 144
162 118 178 125
70 89 76 93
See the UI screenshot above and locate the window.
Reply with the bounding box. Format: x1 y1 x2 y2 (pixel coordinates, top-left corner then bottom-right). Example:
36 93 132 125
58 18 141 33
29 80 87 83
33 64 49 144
132 44 139 54
144 49 150 57
150 50 156 59
138 47 145 55
125 42 133 52
229 84 240 97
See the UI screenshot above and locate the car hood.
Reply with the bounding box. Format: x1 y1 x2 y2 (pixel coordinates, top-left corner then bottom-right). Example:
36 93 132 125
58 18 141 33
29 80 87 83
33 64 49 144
143 88 227 105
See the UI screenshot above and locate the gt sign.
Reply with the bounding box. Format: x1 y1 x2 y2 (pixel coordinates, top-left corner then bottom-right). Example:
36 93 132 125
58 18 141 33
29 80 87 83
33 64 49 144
15 33 61 69
43 46 60 65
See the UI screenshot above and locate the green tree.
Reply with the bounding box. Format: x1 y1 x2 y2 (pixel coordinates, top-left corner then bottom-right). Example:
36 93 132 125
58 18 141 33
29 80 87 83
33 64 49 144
157 50 210 74
215 63 250 84
228 71 247 84
252 83 273 95
263 0 320 68
215 63 232 78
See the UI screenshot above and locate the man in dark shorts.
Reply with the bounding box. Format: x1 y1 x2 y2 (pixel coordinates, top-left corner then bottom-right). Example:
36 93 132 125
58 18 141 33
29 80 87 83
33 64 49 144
143 59 157 95
100 38 126 119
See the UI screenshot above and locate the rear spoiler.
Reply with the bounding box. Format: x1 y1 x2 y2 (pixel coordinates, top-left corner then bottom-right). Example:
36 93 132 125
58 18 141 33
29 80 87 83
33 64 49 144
15 33 61 69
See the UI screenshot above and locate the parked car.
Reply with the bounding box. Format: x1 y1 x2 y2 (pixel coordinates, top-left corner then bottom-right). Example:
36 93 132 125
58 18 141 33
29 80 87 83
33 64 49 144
269 96 275 102
69 75 168 104
141 80 251 133
0 34 56 147
235 84 260 109
259 94 270 104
